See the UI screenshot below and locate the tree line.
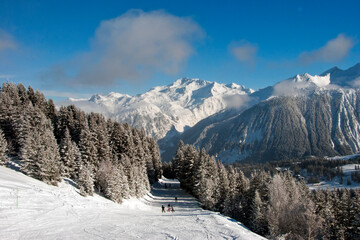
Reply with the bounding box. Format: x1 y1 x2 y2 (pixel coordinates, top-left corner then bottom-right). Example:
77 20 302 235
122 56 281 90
0 82 162 202
171 141 360 240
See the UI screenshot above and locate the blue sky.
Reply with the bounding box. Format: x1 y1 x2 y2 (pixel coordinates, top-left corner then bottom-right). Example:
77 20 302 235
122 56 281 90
0 0 359 100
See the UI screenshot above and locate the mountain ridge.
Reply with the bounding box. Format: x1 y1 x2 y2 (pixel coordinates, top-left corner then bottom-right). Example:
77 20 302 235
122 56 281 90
59 77 253 141
60 63 360 163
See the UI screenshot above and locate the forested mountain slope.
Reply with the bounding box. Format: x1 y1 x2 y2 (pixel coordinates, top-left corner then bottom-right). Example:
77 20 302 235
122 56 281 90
177 63 360 163
0 82 162 203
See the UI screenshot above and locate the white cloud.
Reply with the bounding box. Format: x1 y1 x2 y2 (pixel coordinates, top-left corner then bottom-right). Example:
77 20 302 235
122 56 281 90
42 90 91 99
229 41 258 66
298 34 355 64
0 30 17 52
44 10 204 87
0 74 15 80
224 94 251 110
351 77 360 88
273 80 305 97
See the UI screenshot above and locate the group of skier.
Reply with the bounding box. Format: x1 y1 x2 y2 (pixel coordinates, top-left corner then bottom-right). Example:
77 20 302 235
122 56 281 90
162 183 177 213
162 203 175 213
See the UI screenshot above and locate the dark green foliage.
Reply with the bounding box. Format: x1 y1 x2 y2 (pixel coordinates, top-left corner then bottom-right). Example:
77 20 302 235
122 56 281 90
162 161 176 179
351 171 360 183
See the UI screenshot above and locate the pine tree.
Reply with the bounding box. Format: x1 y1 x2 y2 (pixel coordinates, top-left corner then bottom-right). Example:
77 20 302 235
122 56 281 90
250 190 268 236
121 154 136 196
178 144 196 191
172 140 185 178
0 128 8 165
265 173 323 240
18 107 61 185
78 124 97 167
350 190 360 239
78 162 94 196
232 169 249 222
223 166 239 218
216 162 230 213
34 127 61 185
148 137 162 182
59 127 77 178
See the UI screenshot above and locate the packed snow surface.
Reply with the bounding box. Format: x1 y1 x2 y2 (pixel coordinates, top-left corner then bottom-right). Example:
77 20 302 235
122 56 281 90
0 166 265 240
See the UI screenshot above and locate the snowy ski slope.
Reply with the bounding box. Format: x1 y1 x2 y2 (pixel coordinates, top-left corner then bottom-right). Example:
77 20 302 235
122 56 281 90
0 166 265 240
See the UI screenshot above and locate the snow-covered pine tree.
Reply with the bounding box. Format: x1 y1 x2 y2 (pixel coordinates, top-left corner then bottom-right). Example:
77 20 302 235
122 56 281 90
250 190 268 236
216 161 230 213
94 117 111 164
0 128 8 165
349 190 360 239
18 105 61 185
193 151 219 210
71 141 81 180
16 83 30 105
59 127 77 178
104 163 130 203
178 144 197 191
34 126 61 185
223 166 239 218
78 124 97 167
265 173 322 240
108 121 123 161
192 148 207 200
148 137 162 182
78 161 94 196
206 155 220 209
119 123 136 159
18 104 38 176
172 140 185 179
121 153 136 196
131 128 151 196
0 84 23 153
320 189 337 239
140 129 156 184
232 169 249 222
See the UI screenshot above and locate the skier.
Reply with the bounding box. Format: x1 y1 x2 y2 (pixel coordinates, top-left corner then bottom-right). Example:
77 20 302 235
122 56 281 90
171 206 175 212
161 205 165 213
164 183 167 189
167 203 171 212
175 197 177 202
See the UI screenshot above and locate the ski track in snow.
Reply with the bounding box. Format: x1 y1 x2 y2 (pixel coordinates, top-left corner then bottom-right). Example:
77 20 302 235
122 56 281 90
0 166 265 240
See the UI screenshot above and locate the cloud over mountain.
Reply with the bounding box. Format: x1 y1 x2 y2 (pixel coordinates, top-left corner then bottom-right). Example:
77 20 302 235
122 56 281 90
298 34 355 64
43 10 204 87
229 41 258 66
0 30 17 52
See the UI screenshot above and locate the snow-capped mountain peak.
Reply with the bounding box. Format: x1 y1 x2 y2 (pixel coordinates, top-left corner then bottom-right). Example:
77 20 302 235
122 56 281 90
271 73 330 97
293 73 330 87
321 63 360 88
59 78 252 141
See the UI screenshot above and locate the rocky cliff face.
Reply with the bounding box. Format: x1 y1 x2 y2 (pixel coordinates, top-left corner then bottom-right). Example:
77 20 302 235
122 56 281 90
175 63 360 163
181 89 360 162
61 63 360 163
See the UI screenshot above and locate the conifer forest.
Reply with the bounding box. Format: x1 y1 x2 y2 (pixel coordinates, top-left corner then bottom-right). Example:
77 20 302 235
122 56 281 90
0 82 162 202
1 83 359 240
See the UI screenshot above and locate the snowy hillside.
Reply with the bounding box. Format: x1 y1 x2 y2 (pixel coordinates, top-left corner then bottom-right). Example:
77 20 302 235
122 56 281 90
0 166 265 240
59 78 253 141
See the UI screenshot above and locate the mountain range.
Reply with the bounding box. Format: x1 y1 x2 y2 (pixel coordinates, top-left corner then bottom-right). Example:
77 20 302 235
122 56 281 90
60 63 360 163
